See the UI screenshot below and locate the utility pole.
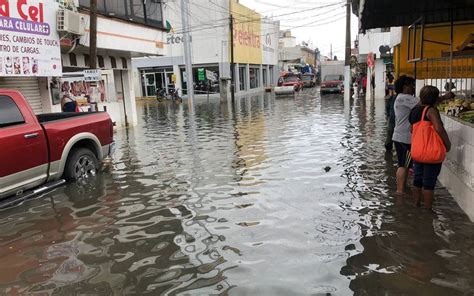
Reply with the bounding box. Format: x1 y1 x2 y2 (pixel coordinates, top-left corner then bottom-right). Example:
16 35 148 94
181 0 194 105
344 0 351 101
330 43 333 60
230 15 235 104
89 0 98 112
89 0 97 69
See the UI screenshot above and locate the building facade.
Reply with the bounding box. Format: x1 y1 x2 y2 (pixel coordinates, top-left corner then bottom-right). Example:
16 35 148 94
357 28 392 99
0 0 167 127
133 0 280 98
278 30 317 72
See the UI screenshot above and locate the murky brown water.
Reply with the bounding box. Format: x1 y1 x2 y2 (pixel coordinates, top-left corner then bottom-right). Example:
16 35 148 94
1 89 474 295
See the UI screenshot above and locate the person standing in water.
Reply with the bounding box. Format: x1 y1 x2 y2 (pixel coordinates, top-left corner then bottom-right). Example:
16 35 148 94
392 75 417 194
409 86 451 209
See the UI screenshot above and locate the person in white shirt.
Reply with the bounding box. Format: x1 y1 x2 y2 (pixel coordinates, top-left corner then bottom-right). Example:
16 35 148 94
392 75 417 194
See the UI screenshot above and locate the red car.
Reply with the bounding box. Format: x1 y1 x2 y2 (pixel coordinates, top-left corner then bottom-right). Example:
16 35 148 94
0 89 115 200
321 74 344 94
278 74 304 91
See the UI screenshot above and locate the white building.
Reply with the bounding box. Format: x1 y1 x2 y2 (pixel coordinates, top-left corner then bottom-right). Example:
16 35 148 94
278 30 317 72
133 0 280 98
0 0 167 127
357 28 393 99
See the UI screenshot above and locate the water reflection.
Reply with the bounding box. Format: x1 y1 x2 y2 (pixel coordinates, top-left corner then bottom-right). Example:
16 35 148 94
0 89 473 295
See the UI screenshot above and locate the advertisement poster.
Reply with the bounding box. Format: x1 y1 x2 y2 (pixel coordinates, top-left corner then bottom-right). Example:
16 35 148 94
0 0 62 77
60 75 108 111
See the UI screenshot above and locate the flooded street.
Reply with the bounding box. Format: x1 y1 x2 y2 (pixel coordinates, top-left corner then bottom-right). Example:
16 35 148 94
1 89 474 295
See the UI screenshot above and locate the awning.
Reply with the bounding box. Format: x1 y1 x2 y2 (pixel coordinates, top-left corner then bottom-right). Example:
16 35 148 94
355 0 474 31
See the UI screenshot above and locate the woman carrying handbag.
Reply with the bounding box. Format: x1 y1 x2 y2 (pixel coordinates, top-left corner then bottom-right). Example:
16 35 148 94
409 86 452 210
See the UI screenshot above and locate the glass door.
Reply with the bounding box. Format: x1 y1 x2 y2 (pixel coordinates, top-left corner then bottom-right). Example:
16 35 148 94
145 73 156 96
155 72 165 93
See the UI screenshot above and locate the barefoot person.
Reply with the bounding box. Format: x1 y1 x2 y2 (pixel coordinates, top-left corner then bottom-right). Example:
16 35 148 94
392 75 417 193
409 86 451 209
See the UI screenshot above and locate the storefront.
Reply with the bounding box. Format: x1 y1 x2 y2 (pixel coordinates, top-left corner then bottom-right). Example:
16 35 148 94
57 1 167 126
133 0 280 98
59 52 139 127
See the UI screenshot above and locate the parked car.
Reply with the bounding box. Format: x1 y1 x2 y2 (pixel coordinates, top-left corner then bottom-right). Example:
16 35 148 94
321 74 344 94
0 89 115 200
301 74 316 88
278 74 304 91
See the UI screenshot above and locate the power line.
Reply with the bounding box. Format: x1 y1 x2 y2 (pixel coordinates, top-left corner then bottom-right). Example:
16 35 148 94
186 13 346 43
170 1 344 34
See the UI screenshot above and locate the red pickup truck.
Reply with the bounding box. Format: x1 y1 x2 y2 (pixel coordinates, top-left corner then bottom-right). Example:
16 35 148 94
0 90 115 200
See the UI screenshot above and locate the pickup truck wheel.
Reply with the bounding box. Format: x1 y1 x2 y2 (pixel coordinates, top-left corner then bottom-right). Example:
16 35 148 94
64 148 99 181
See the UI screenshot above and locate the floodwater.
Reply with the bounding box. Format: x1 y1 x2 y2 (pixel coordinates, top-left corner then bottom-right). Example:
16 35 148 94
1 89 474 295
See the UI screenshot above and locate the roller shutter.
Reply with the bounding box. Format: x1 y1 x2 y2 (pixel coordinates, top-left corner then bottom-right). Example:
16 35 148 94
0 77 43 114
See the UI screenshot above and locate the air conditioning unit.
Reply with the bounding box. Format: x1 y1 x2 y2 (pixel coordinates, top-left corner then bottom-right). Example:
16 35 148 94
57 9 85 35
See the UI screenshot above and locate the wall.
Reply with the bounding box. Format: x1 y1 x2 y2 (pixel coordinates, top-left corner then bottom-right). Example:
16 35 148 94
438 115 474 221
231 0 262 64
281 36 296 48
396 23 474 77
358 31 391 55
374 59 386 99
163 0 229 65
262 20 280 66
389 27 403 47
80 14 166 56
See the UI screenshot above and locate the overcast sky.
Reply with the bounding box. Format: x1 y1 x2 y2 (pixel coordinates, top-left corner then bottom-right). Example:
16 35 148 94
239 0 359 59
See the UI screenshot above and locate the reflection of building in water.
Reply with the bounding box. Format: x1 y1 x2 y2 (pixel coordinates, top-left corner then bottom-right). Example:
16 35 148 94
235 112 268 171
232 97 268 182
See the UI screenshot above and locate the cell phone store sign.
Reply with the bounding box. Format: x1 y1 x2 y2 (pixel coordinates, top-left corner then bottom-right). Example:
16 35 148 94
0 0 62 77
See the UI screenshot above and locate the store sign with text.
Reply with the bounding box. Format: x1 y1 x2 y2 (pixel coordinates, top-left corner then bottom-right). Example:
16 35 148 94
231 1 262 64
0 0 62 77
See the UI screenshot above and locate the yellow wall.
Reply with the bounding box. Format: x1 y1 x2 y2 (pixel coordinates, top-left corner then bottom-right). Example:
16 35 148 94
396 23 474 79
231 0 262 64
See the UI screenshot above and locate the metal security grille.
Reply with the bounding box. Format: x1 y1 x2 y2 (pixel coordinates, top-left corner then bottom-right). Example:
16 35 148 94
417 56 474 99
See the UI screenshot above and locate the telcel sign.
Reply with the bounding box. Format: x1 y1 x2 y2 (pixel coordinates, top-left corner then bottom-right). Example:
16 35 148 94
0 0 62 77
167 34 192 44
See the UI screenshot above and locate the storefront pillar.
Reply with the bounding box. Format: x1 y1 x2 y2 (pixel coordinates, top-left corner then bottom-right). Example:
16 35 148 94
122 68 138 126
245 64 250 93
235 63 240 94
173 65 183 96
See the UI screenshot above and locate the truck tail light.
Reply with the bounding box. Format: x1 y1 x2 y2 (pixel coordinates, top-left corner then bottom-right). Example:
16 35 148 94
110 120 114 139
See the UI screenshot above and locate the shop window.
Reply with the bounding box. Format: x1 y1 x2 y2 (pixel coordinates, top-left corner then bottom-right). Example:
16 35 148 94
263 68 267 86
193 67 220 94
249 67 260 89
111 57 117 69
180 66 220 95
269 66 274 85
239 67 246 91
69 53 77 66
84 54 90 67
98 55 105 68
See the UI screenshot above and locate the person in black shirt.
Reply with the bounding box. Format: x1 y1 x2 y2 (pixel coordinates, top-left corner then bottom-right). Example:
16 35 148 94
409 86 452 209
384 77 405 151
